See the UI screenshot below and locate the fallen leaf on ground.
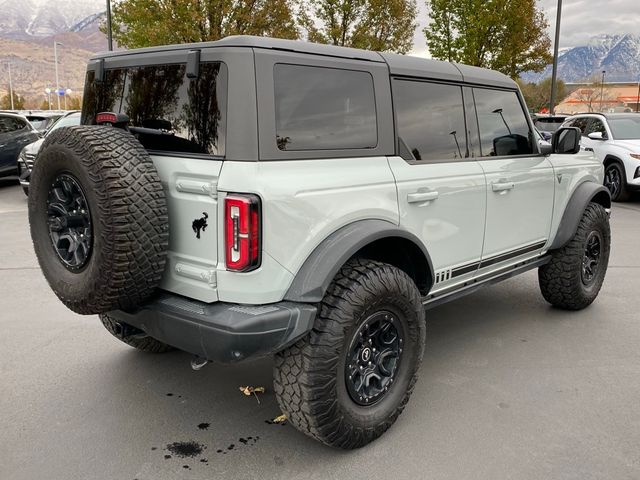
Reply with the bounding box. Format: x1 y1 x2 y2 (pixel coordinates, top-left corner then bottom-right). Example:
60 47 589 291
239 386 266 404
271 414 287 424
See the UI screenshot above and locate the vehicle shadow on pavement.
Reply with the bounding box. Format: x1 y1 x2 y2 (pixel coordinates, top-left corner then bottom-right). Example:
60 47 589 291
85 270 587 478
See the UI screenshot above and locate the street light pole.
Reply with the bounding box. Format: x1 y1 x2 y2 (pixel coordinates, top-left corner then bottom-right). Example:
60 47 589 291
45 88 52 110
636 75 640 113
600 70 606 113
7 62 14 110
54 40 62 110
106 0 113 51
549 0 563 115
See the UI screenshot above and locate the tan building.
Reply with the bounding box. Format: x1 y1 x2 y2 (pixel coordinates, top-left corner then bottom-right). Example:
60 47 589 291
556 83 640 114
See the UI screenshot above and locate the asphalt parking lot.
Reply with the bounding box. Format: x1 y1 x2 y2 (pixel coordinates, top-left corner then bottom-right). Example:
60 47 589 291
1 177 639 480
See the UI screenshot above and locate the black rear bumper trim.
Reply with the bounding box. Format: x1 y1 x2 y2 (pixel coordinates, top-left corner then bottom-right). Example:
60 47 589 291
108 293 317 363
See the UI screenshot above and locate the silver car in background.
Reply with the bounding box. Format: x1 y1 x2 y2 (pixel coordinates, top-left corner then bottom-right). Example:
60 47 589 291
18 111 80 195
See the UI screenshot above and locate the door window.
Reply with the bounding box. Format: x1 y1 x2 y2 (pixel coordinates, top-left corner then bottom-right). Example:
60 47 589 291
392 79 467 162
585 118 607 137
473 88 533 157
273 64 377 151
570 117 591 135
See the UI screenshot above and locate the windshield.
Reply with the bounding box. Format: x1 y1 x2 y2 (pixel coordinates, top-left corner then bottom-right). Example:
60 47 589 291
608 116 640 140
27 117 50 130
46 113 81 135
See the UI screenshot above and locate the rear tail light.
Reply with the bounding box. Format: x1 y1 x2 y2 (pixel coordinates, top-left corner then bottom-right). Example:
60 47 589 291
95 112 130 128
225 194 261 272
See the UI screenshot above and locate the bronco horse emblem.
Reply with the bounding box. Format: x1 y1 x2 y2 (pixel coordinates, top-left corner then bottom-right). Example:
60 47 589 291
192 212 209 239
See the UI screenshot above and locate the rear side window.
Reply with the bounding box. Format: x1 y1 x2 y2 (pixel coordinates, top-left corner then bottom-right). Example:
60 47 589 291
392 79 467 161
473 88 533 157
83 62 227 156
0 116 25 133
274 64 377 151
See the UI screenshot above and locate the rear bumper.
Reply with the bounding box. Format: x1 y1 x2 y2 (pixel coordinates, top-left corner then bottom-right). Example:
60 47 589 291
108 293 317 363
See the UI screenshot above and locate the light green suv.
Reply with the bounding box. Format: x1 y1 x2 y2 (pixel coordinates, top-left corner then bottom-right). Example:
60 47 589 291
27 36 611 449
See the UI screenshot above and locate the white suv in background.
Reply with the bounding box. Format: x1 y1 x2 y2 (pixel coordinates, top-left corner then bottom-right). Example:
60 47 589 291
562 113 640 201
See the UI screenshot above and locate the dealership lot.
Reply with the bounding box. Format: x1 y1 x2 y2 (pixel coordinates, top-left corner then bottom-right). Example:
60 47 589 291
1 177 639 480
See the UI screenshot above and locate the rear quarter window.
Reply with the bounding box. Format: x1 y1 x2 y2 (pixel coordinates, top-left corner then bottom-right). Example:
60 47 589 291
82 62 227 156
273 64 377 151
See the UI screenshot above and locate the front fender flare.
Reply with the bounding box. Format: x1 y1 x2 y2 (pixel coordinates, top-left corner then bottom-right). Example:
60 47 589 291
283 219 434 303
549 181 611 250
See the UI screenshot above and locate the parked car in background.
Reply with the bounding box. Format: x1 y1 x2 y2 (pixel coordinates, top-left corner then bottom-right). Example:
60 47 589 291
562 113 640 201
18 111 80 195
533 114 568 141
24 111 64 133
0 112 39 180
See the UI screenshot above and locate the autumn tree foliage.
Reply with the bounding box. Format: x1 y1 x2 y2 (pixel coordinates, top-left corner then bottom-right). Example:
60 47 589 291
296 0 418 53
107 0 299 49
424 0 552 78
517 77 567 112
0 91 25 110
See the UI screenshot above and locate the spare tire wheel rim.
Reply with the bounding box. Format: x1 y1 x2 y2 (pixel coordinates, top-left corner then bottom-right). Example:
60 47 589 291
582 230 602 285
46 172 93 271
345 311 404 406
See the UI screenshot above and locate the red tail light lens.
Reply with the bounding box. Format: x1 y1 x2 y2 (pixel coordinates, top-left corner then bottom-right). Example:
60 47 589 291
95 112 118 124
225 194 261 272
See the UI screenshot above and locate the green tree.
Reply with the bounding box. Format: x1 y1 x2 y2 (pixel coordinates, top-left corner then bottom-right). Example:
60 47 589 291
39 98 50 110
299 0 417 53
424 0 552 78
1 91 25 110
517 77 567 112
106 0 299 49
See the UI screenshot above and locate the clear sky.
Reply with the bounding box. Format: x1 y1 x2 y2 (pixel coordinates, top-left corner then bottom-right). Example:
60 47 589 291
412 0 639 56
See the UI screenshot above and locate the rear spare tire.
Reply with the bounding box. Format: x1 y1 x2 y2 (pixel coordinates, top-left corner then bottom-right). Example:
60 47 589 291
28 126 169 314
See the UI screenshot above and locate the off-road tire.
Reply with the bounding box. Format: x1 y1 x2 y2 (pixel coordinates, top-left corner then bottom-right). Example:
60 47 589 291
604 162 630 202
28 126 169 314
539 202 610 310
273 259 426 449
100 313 174 353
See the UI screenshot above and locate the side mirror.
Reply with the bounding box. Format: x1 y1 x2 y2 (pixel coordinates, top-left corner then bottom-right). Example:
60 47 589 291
552 127 581 154
587 131 605 140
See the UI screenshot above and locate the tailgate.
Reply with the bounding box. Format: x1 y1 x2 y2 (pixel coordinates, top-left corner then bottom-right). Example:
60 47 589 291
152 155 223 303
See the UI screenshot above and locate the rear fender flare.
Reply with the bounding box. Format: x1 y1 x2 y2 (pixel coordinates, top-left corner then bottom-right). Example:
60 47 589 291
283 219 434 303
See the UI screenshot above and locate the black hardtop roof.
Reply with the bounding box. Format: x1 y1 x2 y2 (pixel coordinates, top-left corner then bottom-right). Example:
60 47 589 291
91 35 516 89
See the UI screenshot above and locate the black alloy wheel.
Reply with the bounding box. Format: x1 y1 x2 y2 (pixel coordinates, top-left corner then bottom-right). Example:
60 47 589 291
604 164 621 199
345 311 404 406
46 173 93 271
581 230 602 285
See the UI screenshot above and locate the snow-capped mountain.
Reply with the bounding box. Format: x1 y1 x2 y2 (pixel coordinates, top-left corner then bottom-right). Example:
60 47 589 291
522 34 640 83
0 0 104 39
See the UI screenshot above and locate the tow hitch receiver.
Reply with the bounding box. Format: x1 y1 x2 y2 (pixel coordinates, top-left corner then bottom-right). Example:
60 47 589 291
113 321 147 341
